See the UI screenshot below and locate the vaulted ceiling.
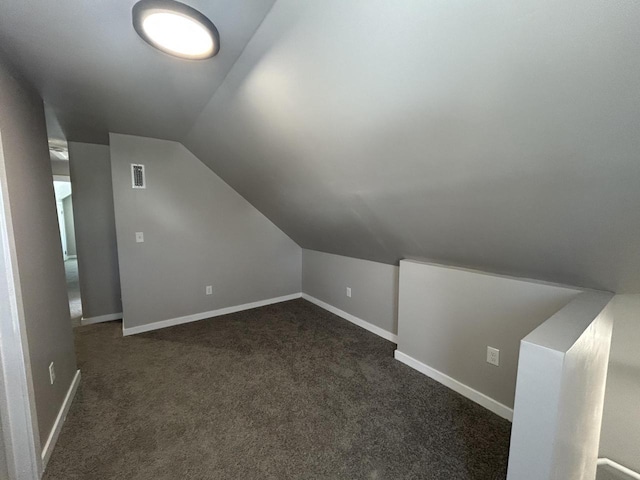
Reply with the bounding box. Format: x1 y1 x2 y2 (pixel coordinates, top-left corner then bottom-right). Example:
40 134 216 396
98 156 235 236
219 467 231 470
0 0 276 143
1 0 639 292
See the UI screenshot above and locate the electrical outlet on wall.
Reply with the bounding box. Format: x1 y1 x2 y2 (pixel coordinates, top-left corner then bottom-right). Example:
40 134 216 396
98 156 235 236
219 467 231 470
487 346 500 367
205 285 213 295
49 362 56 384
135 232 144 243
346 287 352 298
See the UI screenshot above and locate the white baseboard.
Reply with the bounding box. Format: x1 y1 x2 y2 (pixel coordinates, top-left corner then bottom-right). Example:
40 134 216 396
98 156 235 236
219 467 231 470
598 458 640 480
301 293 398 343
122 293 302 336
41 369 81 469
394 350 513 421
81 312 122 326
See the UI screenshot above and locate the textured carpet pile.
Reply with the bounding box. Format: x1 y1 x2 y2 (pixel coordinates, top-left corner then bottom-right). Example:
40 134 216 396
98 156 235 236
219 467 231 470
44 299 511 479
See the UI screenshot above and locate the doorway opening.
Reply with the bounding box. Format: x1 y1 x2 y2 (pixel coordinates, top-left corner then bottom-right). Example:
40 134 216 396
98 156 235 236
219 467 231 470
53 179 82 326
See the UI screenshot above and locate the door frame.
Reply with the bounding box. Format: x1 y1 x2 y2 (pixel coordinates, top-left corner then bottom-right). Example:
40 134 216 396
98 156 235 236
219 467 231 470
0 131 42 479
56 200 68 261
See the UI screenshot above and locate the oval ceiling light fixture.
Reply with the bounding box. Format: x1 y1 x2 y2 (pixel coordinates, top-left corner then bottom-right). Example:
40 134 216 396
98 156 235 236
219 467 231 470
132 0 220 60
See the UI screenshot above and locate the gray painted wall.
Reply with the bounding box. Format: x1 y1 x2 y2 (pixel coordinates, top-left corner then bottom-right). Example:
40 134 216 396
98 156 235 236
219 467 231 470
599 294 640 473
0 351 7 480
62 195 76 256
0 54 77 446
0 176 40 479
396 259 581 409
302 249 398 335
596 464 635 480
0 419 6 480
68 142 122 319
507 292 614 480
109 133 301 331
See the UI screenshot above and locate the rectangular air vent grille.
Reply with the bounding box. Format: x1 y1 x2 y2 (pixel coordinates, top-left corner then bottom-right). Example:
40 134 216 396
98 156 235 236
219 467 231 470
131 164 145 189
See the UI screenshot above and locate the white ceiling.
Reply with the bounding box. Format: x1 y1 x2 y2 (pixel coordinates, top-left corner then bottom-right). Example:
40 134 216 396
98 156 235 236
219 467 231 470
1 0 640 292
185 0 640 293
0 0 275 143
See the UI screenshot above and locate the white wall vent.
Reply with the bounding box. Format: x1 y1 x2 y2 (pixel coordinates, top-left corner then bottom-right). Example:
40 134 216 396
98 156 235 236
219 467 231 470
131 164 145 189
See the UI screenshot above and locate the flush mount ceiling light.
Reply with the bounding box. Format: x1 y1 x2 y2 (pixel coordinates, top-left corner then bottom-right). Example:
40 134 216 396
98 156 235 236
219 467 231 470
132 0 220 60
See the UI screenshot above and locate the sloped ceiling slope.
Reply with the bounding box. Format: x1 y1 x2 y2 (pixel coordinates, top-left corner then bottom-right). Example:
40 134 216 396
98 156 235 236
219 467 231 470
185 0 640 293
0 0 276 143
1 0 639 293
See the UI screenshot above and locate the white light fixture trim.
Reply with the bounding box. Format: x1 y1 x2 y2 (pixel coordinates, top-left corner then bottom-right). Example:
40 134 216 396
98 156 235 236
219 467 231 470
132 0 220 60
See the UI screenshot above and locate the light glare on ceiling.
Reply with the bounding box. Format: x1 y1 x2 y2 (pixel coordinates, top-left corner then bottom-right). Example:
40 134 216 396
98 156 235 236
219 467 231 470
132 0 220 60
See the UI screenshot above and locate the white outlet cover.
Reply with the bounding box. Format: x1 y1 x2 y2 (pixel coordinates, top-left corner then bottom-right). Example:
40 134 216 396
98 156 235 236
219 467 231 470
135 232 144 243
206 286 213 295
346 287 352 298
487 346 500 367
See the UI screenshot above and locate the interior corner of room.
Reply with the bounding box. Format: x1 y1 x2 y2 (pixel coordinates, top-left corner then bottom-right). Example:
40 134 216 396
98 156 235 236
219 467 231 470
0 1 639 479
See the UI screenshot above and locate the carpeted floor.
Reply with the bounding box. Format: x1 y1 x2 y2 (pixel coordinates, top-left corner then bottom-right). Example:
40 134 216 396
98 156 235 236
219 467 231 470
64 258 82 327
44 299 511 480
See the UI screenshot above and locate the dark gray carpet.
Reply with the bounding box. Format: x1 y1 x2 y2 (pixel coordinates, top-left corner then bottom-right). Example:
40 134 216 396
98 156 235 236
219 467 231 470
64 258 82 327
44 299 511 480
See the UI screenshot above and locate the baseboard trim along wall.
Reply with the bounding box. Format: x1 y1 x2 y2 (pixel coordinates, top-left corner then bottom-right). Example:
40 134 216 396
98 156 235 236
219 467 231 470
394 350 514 421
301 293 398 343
80 312 123 326
41 369 81 469
597 458 640 480
122 293 302 336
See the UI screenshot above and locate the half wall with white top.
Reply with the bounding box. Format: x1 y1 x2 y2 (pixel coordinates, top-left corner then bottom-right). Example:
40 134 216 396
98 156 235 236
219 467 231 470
395 259 582 419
